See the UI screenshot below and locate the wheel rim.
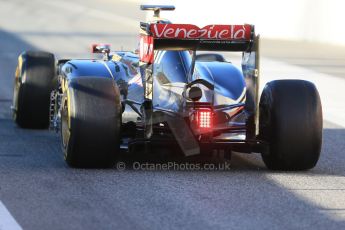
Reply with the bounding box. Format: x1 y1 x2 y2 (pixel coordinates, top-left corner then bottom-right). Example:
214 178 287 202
61 99 70 158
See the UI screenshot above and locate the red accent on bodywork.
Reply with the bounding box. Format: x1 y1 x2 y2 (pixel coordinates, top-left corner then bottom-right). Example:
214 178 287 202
150 24 251 40
139 35 154 63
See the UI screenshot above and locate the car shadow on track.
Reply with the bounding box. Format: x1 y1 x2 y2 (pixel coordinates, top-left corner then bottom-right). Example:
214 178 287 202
117 127 344 175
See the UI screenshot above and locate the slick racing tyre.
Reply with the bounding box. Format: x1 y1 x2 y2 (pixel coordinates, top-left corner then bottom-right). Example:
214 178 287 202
61 77 121 168
13 51 56 128
259 80 323 170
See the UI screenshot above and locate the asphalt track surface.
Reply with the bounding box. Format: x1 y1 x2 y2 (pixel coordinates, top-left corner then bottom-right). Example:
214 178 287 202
0 0 345 229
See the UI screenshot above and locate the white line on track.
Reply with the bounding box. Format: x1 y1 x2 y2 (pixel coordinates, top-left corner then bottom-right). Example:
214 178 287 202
0 201 22 230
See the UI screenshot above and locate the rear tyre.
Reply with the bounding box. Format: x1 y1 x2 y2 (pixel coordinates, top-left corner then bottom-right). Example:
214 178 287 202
259 80 322 170
61 77 121 168
13 51 56 128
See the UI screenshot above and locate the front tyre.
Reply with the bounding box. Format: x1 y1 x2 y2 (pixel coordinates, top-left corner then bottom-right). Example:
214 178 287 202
259 80 323 170
61 77 121 168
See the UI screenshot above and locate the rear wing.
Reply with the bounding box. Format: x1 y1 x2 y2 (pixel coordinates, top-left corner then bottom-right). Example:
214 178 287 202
139 21 260 135
139 23 255 63
139 4 260 136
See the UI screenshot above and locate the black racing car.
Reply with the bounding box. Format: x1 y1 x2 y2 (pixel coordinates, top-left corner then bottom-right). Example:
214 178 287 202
12 5 322 170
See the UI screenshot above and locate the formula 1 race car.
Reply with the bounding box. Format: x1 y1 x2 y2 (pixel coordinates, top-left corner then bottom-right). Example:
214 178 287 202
12 5 323 170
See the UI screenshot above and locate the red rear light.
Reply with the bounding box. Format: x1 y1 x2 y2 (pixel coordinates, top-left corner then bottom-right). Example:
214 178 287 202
197 109 213 129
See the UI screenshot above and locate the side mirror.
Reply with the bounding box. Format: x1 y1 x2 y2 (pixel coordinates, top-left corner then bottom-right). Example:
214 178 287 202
91 44 111 54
